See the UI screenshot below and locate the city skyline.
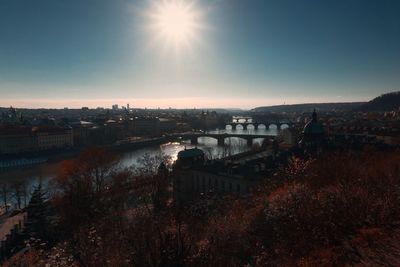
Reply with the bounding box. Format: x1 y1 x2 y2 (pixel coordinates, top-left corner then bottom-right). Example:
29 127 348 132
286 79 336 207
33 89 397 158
1 0 399 108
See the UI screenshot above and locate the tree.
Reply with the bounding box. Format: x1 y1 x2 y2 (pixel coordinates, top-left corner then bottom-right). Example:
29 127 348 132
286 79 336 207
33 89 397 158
10 178 29 209
0 182 11 213
25 182 50 242
134 153 172 213
54 146 121 231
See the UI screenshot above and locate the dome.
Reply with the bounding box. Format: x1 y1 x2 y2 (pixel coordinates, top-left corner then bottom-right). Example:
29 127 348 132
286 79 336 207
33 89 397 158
303 109 324 136
303 121 324 135
177 147 204 159
176 147 205 169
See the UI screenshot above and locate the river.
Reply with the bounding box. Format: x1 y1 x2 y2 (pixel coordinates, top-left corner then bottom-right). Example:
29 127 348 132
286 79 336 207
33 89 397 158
0 123 284 209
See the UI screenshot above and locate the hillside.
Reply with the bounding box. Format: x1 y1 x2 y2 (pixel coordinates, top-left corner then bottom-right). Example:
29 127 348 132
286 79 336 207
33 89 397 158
251 102 365 113
5 148 400 266
355 91 400 112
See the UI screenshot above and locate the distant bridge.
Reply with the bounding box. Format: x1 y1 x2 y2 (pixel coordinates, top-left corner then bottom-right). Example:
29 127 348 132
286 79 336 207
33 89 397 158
227 122 294 130
169 133 276 147
228 116 294 130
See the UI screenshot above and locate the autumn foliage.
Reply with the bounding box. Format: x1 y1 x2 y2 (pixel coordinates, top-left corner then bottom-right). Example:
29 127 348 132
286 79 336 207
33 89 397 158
5 147 400 266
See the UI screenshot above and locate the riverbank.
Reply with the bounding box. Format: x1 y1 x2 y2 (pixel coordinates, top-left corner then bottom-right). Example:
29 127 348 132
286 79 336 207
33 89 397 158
0 136 174 172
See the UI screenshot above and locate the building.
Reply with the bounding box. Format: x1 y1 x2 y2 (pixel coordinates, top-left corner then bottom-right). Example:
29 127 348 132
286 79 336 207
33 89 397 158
173 148 275 204
104 120 125 143
33 126 74 150
70 121 96 145
0 126 73 154
133 117 159 136
200 110 219 129
131 117 177 136
159 118 177 133
0 107 23 126
300 109 325 150
0 126 36 154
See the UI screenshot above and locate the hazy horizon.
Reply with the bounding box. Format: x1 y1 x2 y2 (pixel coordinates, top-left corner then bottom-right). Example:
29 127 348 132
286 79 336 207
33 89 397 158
1 0 399 108
0 95 373 110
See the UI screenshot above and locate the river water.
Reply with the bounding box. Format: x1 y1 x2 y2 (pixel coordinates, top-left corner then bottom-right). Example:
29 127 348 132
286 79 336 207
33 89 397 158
0 123 284 208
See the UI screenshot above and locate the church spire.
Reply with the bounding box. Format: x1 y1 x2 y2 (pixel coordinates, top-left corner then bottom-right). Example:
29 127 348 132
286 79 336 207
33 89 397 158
312 109 317 121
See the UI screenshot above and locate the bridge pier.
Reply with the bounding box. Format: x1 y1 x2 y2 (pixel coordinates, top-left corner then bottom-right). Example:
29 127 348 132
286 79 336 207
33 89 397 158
232 124 237 130
243 124 248 130
277 124 281 130
217 137 225 146
247 138 253 147
254 123 259 130
190 137 198 145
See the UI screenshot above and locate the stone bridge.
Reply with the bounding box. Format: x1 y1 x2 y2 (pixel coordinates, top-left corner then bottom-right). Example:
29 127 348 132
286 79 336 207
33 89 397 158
170 133 276 147
228 116 294 130
227 122 294 130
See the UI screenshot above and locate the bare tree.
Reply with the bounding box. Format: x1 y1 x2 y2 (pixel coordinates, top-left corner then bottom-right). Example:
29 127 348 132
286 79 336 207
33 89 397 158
0 182 10 213
10 178 29 209
134 153 172 213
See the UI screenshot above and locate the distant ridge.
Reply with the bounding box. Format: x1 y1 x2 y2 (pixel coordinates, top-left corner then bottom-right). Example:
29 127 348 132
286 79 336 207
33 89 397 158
354 91 400 112
251 102 365 113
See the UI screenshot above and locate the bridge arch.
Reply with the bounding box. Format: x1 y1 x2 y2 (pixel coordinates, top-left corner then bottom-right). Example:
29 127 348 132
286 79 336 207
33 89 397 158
268 123 278 129
222 135 252 147
235 124 244 130
245 123 256 130
280 123 290 129
174 133 275 147
227 122 266 130
257 123 268 129
188 135 221 145
250 137 268 147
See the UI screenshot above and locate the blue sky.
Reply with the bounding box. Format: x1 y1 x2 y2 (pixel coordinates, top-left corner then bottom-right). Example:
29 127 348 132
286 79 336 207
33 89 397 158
1 0 399 108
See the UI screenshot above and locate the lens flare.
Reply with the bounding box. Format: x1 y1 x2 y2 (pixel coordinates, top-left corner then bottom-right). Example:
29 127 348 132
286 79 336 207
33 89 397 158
149 0 203 50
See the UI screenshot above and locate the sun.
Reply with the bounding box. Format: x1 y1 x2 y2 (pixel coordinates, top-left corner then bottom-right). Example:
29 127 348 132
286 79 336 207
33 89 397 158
149 0 202 50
